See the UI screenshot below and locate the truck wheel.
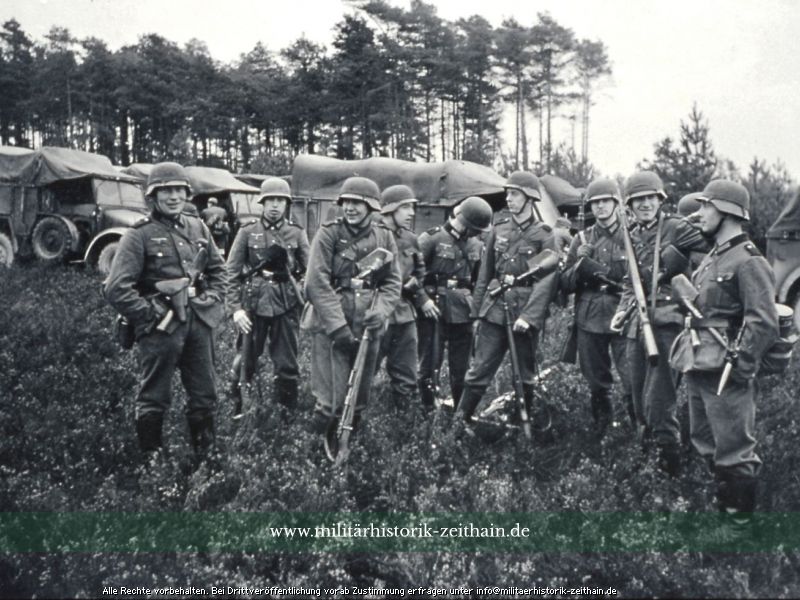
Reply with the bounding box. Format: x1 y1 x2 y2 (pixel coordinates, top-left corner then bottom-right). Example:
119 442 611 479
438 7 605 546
31 216 79 263
96 242 119 276
0 232 13 267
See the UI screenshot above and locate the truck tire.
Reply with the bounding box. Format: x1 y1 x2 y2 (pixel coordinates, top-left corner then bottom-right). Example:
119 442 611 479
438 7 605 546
31 216 79 263
0 232 13 267
96 241 119 276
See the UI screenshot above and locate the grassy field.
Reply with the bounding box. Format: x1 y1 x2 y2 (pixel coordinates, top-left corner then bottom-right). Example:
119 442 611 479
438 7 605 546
1 264 799 598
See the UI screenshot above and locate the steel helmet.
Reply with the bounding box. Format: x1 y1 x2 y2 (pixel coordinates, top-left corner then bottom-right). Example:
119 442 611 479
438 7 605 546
504 171 541 201
146 162 192 197
697 179 750 221
677 191 703 217
454 196 493 232
624 170 667 203
380 184 418 214
258 177 292 203
584 177 621 204
337 176 381 211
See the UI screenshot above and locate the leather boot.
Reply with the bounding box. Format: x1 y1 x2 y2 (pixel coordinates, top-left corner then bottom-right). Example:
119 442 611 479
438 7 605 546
136 412 164 459
590 390 612 441
455 385 483 422
187 413 215 465
623 394 636 428
525 385 553 442
419 378 435 410
309 408 332 435
656 443 681 477
275 377 298 410
450 381 464 413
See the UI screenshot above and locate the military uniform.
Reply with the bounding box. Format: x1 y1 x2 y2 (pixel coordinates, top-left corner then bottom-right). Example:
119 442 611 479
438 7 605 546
561 220 631 427
225 215 310 407
105 210 226 456
304 217 401 422
417 222 483 406
670 234 779 507
618 214 708 460
376 222 428 405
201 204 230 255
460 215 558 420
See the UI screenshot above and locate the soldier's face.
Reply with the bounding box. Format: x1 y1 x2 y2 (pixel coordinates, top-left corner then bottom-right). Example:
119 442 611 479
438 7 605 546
630 194 661 224
506 188 529 214
392 203 415 229
589 197 616 221
153 186 188 217
341 199 370 225
697 201 723 235
262 197 287 222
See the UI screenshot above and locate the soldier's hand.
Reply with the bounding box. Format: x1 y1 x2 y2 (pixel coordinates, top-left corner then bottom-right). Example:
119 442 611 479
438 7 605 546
512 317 531 333
364 308 385 330
576 243 594 259
331 325 358 351
233 309 253 334
609 311 626 333
421 299 440 320
403 276 419 291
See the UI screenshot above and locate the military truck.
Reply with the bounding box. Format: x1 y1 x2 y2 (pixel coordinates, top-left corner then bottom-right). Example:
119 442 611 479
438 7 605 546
290 155 562 239
0 146 146 270
766 190 800 329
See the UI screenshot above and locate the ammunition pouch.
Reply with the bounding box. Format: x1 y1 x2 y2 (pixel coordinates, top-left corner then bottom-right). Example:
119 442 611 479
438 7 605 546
760 304 798 375
115 315 135 350
660 244 689 278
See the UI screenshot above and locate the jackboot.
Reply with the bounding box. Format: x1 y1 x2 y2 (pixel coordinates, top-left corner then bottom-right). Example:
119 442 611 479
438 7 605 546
590 389 612 441
656 443 681 477
419 378 435 410
525 384 553 443
455 385 483 422
136 412 164 461
187 413 215 466
622 393 636 428
450 381 464 413
711 473 758 542
275 377 298 410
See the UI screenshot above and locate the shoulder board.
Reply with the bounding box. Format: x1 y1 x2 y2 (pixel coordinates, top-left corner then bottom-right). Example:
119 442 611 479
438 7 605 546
374 222 392 231
744 242 761 257
287 221 305 230
425 226 442 235
538 223 552 232
322 217 344 228
242 218 259 227
132 217 151 228
495 217 510 225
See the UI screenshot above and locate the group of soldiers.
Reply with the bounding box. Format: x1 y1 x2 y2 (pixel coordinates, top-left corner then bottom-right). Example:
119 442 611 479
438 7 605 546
104 160 784 521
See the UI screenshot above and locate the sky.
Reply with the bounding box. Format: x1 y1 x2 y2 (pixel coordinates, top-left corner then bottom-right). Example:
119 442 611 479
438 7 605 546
2 0 799 179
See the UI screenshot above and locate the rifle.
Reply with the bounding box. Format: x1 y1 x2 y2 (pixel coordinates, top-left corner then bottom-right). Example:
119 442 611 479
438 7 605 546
428 290 446 408
233 326 253 421
501 292 532 439
487 249 559 300
325 248 394 466
618 208 659 364
154 246 208 332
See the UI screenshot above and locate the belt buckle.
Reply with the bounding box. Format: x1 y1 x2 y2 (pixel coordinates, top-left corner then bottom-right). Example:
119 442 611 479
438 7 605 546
446 278 457 289
351 278 365 290
684 315 692 329
187 286 197 299
599 284 609 293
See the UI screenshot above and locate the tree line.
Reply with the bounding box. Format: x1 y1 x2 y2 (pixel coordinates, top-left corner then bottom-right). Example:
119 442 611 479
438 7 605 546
0 0 610 177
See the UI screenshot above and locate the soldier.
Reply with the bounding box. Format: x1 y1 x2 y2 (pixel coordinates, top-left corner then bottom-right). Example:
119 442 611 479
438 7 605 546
304 176 402 436
375 185 432 408
669 179 779 517
104 162 226 465
560 178 632 439
225 177 309 412
417 196 491 409
201 197 231 256
457 172 559 431
610 171 708 475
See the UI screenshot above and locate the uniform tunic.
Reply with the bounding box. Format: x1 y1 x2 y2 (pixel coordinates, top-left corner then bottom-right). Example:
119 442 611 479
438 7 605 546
417 222 483 402
225 216 309 381
560 219 630 395
464 215 558 389
377 222 428 401
669 233 779 477
618 213 708 447
104 212 226 419
304 217 401 418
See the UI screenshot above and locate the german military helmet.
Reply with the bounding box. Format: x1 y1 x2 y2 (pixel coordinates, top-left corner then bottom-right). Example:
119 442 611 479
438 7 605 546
454 196 493 232
696 179 750 221
624 170 666 203
337 176 382 211
584 177 621 204
380 184 418 214
258 177 292 203
504 171 541 201
146 162 192 197
677 191 703 217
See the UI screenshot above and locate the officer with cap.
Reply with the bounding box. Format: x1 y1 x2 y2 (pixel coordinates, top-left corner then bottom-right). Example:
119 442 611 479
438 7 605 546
610 170 708 475
457 172 559 431
201 197 231 256
225 177 310 411
104 162 226 466
304 176 402 436
669 179 779 520
375 185 431 408
560 177 632 439
417 195 491 410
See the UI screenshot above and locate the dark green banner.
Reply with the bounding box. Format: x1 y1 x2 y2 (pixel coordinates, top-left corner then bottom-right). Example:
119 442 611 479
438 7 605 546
1 512 799 553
